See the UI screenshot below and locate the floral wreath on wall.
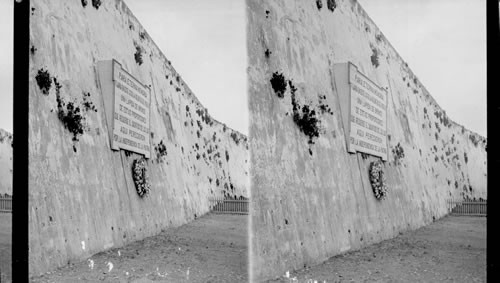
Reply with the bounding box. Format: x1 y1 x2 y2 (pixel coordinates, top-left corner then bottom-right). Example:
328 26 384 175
132 157 151 197
369 160 387 200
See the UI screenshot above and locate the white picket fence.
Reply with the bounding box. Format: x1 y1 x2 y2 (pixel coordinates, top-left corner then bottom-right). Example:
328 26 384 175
209 197 249 215
0 195 12 213
447 199 486 216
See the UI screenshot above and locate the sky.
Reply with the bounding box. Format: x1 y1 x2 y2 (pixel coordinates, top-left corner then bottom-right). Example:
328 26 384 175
0 0 487 138
125 0 248 135
358 0 486 137
0 0 13 133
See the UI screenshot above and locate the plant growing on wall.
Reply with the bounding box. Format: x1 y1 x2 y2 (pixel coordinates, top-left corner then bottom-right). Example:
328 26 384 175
288 79 322 152
392 142 405 165
57 101 85 142
292 104 320 145
326 0 336 12
370 46 379 68
270 72 287 98
369 160 387 200
316 0 323 10
469 134 479 147
230 132 240 145
264 49 272 58
82 92 97 112
132 157 151 198
134 43 144 65
154 140 167 162
53 78 97 152
435 122 441 133
35 69 52 95
442 113 451 128
92 0 101 9
318 94 333 115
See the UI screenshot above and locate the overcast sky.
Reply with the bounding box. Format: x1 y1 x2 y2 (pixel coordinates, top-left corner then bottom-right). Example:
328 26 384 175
0 0 13 133
125 0 248 135
0 0 487 138
358 0 486 137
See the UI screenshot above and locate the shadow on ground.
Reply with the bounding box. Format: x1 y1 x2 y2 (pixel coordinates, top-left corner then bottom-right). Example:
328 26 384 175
267 215 486 283
31 213 248 282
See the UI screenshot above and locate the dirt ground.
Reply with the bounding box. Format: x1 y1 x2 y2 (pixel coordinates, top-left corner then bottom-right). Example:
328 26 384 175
30 213 248 283
267 215 486 283
0 213 12 282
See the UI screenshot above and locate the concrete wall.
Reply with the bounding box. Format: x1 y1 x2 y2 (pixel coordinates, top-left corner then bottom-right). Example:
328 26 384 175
247 0 486 280
28 0 248 276
0 129 12 196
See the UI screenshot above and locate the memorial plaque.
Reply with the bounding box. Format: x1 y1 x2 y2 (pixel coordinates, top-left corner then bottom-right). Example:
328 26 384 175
97 60 151 158
333 62 388 160
348 63 387 160
112 62 151 157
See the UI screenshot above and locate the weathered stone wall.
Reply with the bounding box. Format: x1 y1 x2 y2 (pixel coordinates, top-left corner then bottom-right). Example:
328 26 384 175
29 0 248 276
247 0 486 280
0 129 12 196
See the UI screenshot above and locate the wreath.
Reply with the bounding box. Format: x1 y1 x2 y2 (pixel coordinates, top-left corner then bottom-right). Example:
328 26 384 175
369 160 387 200
132 157 151 197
